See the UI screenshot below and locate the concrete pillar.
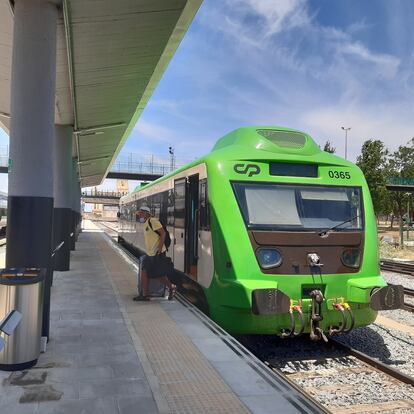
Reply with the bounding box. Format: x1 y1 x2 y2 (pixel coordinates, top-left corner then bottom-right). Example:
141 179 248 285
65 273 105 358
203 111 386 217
5 0 58 369
75 181 82 239
70 159 78 250
53 125 73 271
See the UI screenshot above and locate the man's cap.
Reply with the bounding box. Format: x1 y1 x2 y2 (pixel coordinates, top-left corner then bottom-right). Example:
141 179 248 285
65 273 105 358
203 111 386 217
139 206 151 213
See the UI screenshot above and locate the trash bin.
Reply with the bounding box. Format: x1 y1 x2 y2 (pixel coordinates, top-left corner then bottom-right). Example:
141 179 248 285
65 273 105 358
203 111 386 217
0 268 45 371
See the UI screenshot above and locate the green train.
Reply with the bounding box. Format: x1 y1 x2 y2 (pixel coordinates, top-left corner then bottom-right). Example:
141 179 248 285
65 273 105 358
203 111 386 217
119 127 403 340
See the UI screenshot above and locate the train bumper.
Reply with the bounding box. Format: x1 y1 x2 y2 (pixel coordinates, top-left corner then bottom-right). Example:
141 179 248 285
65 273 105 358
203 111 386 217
370 285 404 311
251 288 290 315
346 278 404 310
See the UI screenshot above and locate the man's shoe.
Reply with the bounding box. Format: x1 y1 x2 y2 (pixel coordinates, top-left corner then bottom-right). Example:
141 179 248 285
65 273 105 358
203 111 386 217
133 295 150 302
168 286 176 301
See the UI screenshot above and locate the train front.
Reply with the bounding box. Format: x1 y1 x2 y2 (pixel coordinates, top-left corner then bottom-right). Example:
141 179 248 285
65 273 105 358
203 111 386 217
207 127 404 339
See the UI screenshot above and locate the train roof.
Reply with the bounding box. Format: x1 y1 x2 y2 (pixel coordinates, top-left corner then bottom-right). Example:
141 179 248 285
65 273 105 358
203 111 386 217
129 126 353 195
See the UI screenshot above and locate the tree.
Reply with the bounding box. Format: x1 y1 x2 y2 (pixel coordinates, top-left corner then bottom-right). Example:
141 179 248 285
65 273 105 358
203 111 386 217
390 138 414 179
386 138 414 229
356 140 388 216
323 141 336 153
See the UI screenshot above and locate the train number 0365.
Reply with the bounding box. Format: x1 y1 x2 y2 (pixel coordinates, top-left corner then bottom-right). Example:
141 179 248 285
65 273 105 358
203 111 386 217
328 170 351 179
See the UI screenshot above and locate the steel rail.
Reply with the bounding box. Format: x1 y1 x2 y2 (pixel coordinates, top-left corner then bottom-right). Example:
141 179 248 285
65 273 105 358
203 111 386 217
387 284 414 313
380 259 414 276
403 286 414 312
96 221 118 235
330 338 414 386
404 287 414 297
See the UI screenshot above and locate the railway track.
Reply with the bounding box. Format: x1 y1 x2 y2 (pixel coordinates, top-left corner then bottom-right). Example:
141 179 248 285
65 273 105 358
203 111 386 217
380 259 414 276
402 287 414 313
241 335 414 414
95 220 118 236
380 260 414 313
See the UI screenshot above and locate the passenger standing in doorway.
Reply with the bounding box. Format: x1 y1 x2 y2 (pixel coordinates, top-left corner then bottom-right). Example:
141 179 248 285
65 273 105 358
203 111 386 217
133 206 176 301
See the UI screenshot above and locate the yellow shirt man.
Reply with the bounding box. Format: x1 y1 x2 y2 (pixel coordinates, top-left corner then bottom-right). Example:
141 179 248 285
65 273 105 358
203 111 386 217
144 217 167 256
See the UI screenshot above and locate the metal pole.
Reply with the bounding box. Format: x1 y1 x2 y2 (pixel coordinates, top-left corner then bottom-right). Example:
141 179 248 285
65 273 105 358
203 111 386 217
169 147 175 172
407 198 410 241
341 126 351 160
345 130 348 160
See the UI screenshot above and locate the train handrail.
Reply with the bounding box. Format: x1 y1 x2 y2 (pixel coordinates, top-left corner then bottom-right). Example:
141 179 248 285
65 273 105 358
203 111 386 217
51 241 65 258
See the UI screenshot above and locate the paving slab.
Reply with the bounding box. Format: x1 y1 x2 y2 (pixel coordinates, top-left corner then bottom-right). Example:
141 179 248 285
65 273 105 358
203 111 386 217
0 223 318 414
0 229 153 414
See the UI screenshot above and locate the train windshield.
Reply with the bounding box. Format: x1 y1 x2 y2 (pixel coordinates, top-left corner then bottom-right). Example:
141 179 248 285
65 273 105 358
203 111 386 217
233 183 363 231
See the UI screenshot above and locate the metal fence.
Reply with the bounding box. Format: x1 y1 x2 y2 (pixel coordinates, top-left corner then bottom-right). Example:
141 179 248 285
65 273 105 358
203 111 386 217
111 152 191 175
81 189 128 198
0 148 192 176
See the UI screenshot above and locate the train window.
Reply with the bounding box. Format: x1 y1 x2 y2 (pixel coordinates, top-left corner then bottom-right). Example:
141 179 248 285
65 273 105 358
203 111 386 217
174 181 186 228
152 193 161 218
232 182 363 231
160 191 168 224
246 186 301 226
167 189 174 226
199 179 210 230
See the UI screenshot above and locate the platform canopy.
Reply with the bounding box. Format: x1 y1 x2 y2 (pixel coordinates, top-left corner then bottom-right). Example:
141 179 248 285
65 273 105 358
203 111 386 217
0 0 202 186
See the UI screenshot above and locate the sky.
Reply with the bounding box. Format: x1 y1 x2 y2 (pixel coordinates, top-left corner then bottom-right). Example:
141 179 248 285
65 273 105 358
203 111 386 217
1 0 414 192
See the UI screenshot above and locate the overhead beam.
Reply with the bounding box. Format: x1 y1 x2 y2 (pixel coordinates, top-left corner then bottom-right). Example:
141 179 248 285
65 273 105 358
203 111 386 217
106 171 162 181
386 185 414 192
0 168 163 181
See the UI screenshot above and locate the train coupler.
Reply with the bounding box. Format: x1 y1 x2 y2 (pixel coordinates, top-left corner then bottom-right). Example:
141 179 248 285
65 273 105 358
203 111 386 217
281 300 305 338
309 290 328 342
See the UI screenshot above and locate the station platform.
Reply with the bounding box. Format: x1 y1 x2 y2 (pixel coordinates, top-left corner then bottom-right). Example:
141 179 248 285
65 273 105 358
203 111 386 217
0 221 321 414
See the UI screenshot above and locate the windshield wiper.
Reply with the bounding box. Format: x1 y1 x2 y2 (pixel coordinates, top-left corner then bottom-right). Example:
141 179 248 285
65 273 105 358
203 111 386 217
318 215 360 237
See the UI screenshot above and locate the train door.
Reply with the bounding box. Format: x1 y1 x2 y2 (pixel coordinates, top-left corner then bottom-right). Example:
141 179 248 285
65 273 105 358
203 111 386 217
196 178 213 287
185 174 199 278
173 178 186 271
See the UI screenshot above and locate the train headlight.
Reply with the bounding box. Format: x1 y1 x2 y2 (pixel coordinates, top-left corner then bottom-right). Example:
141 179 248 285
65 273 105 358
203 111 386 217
256 248 283 269
341 248 361 268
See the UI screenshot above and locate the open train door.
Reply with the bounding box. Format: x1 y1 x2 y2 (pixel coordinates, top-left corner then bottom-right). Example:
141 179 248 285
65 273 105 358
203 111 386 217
173 175 199 278
185 174 199 279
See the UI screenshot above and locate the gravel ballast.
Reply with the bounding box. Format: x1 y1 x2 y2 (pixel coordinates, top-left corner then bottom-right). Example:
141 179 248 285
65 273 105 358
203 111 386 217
239 322 414 411
382 270 414 290
334 324 414 378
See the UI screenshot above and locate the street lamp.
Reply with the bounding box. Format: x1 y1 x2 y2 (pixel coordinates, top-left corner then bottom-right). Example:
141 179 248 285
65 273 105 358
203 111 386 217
341 126 351 160
168 147 175 172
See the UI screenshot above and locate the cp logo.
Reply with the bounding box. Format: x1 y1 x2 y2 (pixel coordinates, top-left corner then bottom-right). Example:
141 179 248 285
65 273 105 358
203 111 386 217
234 163 261 177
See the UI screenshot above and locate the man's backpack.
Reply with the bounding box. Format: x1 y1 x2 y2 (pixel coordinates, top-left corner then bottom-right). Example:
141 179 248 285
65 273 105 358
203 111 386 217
148 218 172 250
